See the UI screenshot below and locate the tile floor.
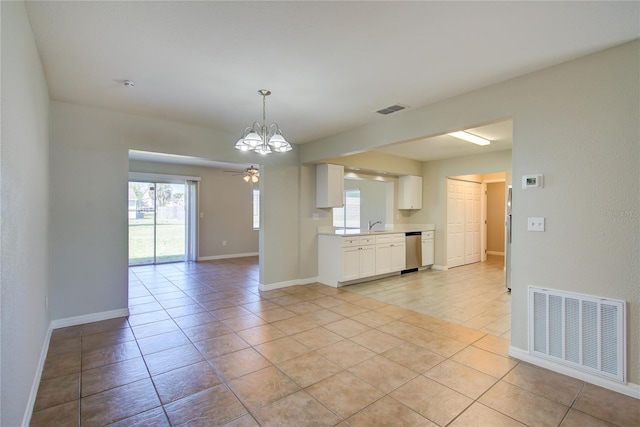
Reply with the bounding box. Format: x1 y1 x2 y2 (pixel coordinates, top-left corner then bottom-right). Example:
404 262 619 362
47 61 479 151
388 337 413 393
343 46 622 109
31 256 639 426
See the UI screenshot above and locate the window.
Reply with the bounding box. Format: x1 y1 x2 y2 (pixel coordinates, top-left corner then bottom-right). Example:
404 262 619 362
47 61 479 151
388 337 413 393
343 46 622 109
252 189 260 229
333 189 360 229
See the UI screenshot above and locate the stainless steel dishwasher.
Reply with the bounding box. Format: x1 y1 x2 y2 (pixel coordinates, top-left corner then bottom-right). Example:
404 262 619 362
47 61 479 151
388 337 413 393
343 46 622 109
403 231 422 273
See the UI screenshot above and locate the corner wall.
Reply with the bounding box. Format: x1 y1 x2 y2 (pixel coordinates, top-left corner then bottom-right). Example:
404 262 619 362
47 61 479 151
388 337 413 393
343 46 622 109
301 41 640 386
1 2 52 425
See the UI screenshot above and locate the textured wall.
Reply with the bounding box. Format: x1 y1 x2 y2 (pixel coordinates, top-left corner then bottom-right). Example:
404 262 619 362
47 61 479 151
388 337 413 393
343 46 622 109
1 2 51 425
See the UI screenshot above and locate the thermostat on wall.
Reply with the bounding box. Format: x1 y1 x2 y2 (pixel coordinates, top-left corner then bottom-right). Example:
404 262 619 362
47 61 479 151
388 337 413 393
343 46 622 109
522 174 543 189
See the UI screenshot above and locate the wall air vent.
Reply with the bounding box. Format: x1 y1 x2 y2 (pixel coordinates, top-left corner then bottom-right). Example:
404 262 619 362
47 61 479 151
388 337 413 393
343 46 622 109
375 104 407 115
529 286 626 383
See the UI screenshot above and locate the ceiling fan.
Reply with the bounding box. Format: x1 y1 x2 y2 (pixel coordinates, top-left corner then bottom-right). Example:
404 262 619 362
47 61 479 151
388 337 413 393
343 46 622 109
224 165 259 183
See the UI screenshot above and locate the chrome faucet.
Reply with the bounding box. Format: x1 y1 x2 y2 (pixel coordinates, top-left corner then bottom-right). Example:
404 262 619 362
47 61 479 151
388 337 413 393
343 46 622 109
368 220 382 231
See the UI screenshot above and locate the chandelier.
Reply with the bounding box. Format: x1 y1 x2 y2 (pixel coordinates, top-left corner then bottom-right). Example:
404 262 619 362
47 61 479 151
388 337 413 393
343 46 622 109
235 90 292 154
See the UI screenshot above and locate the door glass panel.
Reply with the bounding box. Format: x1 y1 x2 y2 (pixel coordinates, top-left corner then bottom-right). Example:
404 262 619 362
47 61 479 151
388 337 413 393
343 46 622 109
128 181 186 265
128 182 155 265
155 183 185 263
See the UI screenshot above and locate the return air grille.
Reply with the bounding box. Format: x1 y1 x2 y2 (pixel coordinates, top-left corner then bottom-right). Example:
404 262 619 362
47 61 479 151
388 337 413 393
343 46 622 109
375 104 407 115
529 286 625 383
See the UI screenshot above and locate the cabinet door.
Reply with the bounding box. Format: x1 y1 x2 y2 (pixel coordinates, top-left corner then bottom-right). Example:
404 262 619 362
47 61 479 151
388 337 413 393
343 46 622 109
342 247 360 281
359 246 376 278
398 175 423 209
317 164 344 208
375 244 392 274
390 243 406 271
422 238 434 266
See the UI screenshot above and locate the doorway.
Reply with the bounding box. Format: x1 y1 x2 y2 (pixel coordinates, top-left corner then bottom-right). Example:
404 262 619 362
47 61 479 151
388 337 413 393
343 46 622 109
128 181 188 265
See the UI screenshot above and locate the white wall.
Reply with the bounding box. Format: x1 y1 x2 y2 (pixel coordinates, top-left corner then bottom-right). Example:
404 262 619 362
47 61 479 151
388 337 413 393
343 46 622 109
129 161 259 258
300 41 640 385
417 150 513 266
0 2 51 425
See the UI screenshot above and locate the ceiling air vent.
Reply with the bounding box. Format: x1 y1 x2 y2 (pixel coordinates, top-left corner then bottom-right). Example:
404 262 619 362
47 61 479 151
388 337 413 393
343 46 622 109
375 104 407 115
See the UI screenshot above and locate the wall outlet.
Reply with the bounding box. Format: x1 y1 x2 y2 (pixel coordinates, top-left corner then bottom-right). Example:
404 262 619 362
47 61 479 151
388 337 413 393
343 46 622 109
200 212 204 218
312 213 319 221
222 240 227 246
527 217 545 232
45 296 49 310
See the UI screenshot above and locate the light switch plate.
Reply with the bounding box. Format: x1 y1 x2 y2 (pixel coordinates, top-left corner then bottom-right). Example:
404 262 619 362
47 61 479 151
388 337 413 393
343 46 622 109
528 217 545 232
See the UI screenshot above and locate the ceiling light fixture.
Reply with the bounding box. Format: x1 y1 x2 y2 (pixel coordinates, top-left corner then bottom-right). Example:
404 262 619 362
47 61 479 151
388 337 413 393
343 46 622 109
242 166 259 183
235 90 292 155
447 131 491 146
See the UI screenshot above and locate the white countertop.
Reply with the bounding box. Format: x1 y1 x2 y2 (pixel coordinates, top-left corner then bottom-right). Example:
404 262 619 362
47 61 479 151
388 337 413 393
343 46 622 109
318 224 435 236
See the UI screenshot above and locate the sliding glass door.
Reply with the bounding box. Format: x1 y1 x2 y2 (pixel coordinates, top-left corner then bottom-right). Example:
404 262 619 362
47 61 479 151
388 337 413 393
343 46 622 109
128 181 187 265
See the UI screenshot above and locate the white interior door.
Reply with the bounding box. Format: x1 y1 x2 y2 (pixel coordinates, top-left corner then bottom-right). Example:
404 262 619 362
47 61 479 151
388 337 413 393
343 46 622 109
465 181 481 264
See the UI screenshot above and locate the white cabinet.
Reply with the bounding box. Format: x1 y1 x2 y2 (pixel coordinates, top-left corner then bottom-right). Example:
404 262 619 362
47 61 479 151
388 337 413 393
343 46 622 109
375 233 406 274
316 164 344 208
319 235 375 286
398 175 423 209
422 231 434 266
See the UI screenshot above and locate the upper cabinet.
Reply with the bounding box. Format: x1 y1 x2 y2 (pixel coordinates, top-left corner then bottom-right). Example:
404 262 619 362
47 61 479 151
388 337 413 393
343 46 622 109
398 175 423 209
316 164 344 208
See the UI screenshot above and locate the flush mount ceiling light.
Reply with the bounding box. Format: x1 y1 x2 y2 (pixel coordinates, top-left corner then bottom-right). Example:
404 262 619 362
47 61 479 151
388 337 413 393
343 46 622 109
447 131 491 146
235 90 292 155
243 165 259 183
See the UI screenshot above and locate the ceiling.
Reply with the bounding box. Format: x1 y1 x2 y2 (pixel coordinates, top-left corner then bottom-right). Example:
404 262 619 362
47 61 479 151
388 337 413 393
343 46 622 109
25 1 638 162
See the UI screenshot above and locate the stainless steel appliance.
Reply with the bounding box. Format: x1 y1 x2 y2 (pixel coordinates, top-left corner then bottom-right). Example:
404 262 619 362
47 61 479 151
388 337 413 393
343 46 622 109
403 231 422 273
505 185 512 291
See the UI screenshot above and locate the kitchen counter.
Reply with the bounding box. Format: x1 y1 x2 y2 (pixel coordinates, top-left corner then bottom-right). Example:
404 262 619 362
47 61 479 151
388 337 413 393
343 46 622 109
318 224 435 236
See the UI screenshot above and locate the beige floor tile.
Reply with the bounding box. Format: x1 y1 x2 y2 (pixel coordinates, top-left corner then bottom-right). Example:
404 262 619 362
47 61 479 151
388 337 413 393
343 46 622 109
346 396 437 427
81 357 149 397
164 384 248 426
30 400 79 427
433 322 487 344
471 333 511 357
390 375 473 426
350 329 404 354
348 355 418 393
292 327 344 350
181 320 233 342
277 351 343 387
81 328 135 351
222 313 268 331
503 362 584 406
316 339 376 369
306 371 384 419
209 347 272 381
560 409 618 427
211 305 254 320
126 310 171 326
251 390 341 427
400 312 448 331
283 301 323 315
143 343 204 376
451 345 518 378
80 378 160 426
227 366 301 410
328 302 370 317
82 317 129 336
323 318 370 338
135 329 190 356
572 383 640 427
171 311 217 329
271 315 318 335
381 342 445 373
236 324 287 346
303 308 346 325
33 373 80 412
152 360 222 404
350 310 396 328
195 333 250 359
254 336 310 363
220 413 261 427
479 381 569 427
448 402 526 427
424 359 498 399
40 351 81 381
257 307 297 322
106 407 170 427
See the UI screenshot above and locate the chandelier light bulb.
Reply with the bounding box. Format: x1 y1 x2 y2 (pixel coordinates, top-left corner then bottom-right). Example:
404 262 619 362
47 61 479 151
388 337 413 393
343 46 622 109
234 90 292 154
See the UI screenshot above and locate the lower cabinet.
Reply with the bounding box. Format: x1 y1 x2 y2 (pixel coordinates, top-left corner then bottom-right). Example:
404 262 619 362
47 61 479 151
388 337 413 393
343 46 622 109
375 234 406 275
342 245 375 281
318 233 406 287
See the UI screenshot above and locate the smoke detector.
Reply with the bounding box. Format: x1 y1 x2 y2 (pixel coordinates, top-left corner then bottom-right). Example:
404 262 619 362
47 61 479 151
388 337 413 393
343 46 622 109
124 80 135 88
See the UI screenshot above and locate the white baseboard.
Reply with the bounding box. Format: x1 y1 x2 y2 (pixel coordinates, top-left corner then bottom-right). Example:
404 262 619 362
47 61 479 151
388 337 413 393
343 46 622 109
431 264 448 271
198 252 258 261
22 323 54 427
259 276 320 291
509 347 640 399
51 308 130 329
487 251 505 256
